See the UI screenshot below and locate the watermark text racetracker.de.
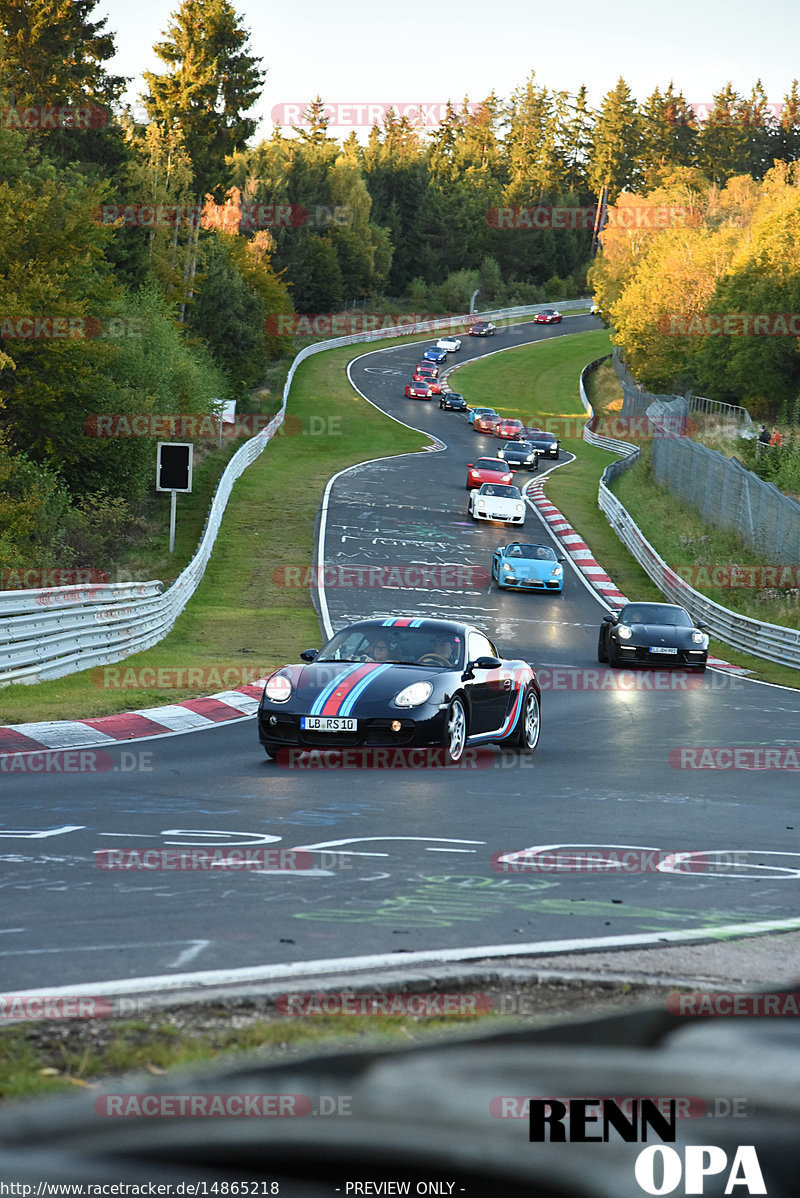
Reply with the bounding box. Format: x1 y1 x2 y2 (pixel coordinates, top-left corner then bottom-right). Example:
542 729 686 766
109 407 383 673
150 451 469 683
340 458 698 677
275 991 493 1015
272 100 480 127
264 312 476 337
486 205 699 230
91 202 351 230
658 312 800 336
1 104 108 129
0 750 154 774
669 564 800 591
669 746 800 769
95 1093 351 1117
273 564 490 590
93 847 356 871
491 846 751 874
91 665 273 689
83 414 339 439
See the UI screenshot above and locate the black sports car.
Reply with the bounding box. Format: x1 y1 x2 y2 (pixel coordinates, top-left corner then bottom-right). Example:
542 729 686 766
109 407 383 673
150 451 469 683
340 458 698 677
258 617 541 764
469 321 495 336
522 428 561 459
439 391 467 411
496 440 540 471
598 602 709 670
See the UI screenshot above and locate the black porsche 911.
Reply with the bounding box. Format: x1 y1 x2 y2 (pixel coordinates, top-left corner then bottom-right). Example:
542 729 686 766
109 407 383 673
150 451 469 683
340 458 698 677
598 602 709 670
495 440 540 471
258 617 541 764
522 428 561 459
439 391 467 411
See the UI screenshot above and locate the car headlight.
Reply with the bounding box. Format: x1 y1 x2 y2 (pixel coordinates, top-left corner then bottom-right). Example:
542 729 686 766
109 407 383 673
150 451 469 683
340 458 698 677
502 563 514 573
477 500 486 510
470 470 481 478
525 454 535 463
515 503 524 514
552 566 563 576
394 681 433 708
691 631 708 645
617 625 633 640
264 673 292 702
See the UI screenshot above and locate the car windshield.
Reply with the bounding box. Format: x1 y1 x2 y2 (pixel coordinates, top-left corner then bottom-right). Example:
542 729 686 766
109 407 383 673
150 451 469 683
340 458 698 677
478 412 498 420
475 459 506 470
317 626 464 668
480 484 519 498
532 432 556 443
510 543 555 560
621 604 693 627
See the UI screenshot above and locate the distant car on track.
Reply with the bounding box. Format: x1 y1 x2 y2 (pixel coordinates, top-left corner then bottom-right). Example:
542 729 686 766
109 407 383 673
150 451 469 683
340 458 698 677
474 411 501 434
405 384 432 400
468 483 525 525
534 309 562 324
469 321 495 336
257 616 542 763
422 347 448 364
437 336 462 353
439 392 467 411
495 418 525 440
496 441 540 472
413 365 438 381
466 458 514 490
492 542 565 592
467 405 498 426
598 602 709 670
522 428 561 459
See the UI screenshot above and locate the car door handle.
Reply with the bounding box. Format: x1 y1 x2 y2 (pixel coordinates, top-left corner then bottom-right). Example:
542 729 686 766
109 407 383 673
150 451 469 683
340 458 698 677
503 679 511 690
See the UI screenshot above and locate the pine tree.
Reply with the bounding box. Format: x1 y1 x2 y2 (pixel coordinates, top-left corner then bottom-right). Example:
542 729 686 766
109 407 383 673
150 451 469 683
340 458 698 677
143 0 265 200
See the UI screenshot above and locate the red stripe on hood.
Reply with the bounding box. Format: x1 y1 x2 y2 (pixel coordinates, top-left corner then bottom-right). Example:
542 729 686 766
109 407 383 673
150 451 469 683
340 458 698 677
321 663 382 717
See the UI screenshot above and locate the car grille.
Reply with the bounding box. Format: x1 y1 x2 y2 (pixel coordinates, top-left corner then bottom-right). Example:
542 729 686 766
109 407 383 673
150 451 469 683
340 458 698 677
260 714 417 748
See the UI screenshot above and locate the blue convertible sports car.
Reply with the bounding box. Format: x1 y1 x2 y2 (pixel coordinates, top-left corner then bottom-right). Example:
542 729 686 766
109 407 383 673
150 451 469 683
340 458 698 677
491 542 566 592
258 617 541 764
422 347 448 364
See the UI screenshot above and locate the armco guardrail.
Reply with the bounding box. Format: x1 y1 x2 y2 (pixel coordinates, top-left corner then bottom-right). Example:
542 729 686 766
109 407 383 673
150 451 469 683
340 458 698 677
579 357 800 669
0 301 590 686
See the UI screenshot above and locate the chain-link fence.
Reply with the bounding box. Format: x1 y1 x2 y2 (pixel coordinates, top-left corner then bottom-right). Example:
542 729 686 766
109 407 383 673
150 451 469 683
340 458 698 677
611 350 800 561
650 435 800 560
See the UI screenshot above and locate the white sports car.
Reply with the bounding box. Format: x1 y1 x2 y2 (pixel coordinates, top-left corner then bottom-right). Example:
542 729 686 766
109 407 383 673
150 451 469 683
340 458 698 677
437 336 462 352
468 483 526 525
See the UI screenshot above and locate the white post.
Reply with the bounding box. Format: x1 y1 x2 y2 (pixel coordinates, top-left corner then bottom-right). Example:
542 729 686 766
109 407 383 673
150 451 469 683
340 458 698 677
169 490 177 554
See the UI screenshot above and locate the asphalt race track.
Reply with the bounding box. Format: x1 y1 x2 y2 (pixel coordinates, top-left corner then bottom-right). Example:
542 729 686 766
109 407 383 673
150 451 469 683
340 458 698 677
4 317 800 993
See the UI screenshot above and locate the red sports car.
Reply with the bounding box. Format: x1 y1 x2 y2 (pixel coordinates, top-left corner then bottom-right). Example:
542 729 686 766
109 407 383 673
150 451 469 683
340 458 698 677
466 458 514 490
425 377 444 394
495 418 524 440
405 383 432 400
474 411 500 434
414 364 439 380
534 309 562 324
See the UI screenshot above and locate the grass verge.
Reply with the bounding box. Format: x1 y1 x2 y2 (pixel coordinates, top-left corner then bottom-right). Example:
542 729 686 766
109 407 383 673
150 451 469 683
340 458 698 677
1 340 428 723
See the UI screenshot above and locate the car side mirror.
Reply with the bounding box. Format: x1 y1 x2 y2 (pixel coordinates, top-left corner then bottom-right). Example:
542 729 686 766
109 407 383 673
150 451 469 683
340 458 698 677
602 614 615 624
473 655 502 670
696 621 707 631
558 556 566 563
467 464 473 470
300 649 318 662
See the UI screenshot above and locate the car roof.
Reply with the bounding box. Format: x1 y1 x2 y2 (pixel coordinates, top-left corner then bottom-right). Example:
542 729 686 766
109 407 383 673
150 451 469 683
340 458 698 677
475 458 507 467
337 617 474 638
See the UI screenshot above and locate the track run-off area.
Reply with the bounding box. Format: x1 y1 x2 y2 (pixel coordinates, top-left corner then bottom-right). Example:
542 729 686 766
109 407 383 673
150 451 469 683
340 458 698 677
3 315 800 995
